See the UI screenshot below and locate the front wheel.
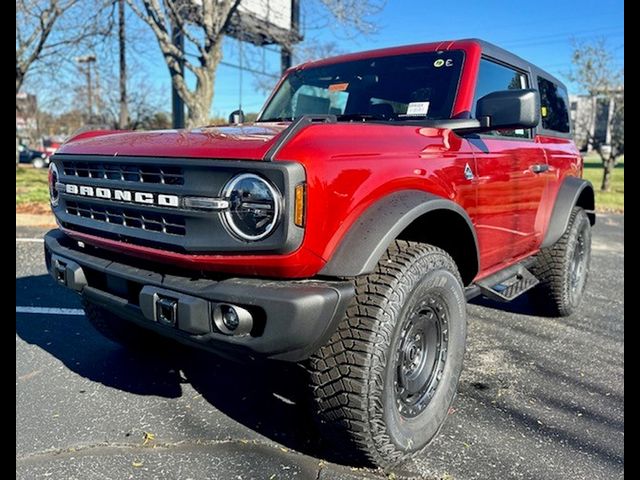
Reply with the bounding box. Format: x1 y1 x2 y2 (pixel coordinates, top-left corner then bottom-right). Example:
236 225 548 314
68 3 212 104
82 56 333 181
32 157 45 169
309 241 467 468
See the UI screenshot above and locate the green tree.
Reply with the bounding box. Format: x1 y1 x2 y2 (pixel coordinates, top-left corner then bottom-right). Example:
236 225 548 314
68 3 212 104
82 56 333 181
569 39 624 192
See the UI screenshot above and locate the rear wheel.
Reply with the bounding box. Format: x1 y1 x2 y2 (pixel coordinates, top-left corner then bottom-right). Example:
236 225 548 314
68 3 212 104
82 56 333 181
530 207 592 316
309 241 467 468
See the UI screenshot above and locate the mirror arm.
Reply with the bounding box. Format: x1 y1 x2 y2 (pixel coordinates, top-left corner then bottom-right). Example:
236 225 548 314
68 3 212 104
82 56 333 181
450 117 492 134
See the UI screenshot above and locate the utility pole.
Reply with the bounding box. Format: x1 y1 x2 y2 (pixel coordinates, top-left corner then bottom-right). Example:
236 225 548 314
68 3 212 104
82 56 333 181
77 54 97 122
118 0 128 129
281 0 300 74
171 23 185 129
280 48 291 75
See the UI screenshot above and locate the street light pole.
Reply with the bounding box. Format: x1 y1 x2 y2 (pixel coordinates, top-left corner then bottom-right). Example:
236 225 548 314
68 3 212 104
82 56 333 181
76 54 97 122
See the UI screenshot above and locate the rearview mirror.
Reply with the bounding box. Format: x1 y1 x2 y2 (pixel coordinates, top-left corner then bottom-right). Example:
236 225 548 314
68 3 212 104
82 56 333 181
229 109 245 125
476 89 540 131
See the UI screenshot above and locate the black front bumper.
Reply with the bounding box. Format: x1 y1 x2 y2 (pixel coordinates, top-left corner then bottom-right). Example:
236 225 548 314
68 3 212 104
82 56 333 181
44 229 354 362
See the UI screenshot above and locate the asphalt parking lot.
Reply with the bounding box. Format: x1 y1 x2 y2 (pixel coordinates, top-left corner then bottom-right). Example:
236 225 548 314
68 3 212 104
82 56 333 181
16 215 624 480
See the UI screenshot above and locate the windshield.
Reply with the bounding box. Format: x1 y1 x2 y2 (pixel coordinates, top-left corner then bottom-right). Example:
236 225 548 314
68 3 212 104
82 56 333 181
259 50 464 122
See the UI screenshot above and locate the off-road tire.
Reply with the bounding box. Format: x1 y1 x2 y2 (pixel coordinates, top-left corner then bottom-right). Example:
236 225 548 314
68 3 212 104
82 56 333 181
83 299 169 351
530 206 592 317
308 241 467 469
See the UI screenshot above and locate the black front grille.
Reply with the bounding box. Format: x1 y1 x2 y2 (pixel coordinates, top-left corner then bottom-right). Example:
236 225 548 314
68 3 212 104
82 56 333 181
62 161 184 185
66 200 186 236
53 154 303 254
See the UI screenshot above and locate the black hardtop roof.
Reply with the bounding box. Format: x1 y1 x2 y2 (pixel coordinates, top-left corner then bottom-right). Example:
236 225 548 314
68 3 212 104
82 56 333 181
464 38 568 91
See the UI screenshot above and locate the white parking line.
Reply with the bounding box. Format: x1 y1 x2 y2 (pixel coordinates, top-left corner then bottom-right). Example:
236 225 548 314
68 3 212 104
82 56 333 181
16 238 44 243
16 307 84 316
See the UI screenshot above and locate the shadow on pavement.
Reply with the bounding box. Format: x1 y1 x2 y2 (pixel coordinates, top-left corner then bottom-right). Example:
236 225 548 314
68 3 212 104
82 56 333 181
469 292 557 317
15 274 354 469
16 273 624 476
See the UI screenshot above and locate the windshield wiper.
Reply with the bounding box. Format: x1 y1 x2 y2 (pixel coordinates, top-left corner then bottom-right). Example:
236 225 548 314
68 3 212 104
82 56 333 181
256 116 293 122
336 113 389 122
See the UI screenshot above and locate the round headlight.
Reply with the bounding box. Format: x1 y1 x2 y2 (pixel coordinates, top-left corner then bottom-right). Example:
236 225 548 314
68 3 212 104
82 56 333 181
48 162 59 206
222 173 281 241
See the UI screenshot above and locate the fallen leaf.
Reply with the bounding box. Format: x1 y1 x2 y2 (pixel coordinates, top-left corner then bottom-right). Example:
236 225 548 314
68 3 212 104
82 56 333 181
132 461 143 468
143 432 156 445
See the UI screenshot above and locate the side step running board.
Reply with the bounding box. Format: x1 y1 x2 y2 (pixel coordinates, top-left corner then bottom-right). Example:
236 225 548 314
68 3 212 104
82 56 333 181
471 261 539 302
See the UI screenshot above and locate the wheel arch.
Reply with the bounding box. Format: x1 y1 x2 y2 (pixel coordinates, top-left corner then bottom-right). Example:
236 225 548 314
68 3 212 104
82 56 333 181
541 176 596 249
319 190 480 285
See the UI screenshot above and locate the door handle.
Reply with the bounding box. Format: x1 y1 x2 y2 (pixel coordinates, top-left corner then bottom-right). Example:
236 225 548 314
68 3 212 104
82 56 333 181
531 164 549 174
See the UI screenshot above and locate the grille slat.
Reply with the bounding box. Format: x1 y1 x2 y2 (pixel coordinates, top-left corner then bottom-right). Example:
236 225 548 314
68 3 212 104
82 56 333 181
63 161 184 185
66 201 186 236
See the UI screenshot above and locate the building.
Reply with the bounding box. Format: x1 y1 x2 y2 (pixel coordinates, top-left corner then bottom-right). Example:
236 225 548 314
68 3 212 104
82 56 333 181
16 92 39 146
569 88 623 152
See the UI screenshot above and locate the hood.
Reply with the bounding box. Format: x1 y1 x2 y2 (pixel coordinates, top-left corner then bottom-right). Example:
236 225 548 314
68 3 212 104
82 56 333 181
56 123 290 160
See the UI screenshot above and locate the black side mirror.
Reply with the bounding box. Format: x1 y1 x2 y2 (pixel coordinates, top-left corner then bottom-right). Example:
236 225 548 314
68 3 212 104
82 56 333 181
228 109 245 125
476 89 540 131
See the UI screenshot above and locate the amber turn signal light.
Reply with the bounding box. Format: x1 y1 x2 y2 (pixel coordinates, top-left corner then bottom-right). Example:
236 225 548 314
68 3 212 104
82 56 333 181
294 183 306 227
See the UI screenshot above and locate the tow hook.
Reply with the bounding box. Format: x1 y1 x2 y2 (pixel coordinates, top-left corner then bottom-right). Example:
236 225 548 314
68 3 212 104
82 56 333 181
49 254 87 292
155 296 178 327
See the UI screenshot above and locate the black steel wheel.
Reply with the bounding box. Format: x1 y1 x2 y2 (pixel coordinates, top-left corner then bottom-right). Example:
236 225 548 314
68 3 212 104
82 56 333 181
394 295 449 418
309 241 467 469
531 206 592 316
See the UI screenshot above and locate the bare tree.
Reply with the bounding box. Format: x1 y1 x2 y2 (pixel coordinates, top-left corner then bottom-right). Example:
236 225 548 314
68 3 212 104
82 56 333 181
126 0 240 127
128 0 385 128
17 0 71 93
100 74 167 129
568 39 624 192
16 0 113 94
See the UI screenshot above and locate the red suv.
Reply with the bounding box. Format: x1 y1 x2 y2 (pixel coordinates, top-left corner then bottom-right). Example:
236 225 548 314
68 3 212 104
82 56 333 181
45 39 594 469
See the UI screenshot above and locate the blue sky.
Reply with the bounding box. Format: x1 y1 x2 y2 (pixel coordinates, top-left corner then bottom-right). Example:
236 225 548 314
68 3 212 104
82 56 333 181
33 0 623 119
202 0 624 118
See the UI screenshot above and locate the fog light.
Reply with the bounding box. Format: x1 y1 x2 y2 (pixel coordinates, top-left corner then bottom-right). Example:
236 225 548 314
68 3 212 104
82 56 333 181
212 303 253 336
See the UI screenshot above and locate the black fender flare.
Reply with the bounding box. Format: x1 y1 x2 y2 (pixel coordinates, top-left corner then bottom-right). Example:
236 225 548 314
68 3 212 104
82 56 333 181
319 190 480 281
541 176 596 249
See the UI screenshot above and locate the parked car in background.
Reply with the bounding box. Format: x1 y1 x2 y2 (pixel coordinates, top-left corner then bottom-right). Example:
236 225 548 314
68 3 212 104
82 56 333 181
43 137 62 158
18 144 49 168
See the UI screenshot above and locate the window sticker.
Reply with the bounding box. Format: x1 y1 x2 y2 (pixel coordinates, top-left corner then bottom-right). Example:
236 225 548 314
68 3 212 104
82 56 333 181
328 82 349 92
433 58 454 68
541 106 548 117
405 101 430 116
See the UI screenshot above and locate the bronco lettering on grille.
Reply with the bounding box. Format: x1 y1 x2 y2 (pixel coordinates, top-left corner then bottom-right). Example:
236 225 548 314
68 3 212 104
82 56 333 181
64 184 179 207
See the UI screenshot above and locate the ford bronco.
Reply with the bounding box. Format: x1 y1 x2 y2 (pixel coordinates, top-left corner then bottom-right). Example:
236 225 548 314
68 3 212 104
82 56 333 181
44 39 594 468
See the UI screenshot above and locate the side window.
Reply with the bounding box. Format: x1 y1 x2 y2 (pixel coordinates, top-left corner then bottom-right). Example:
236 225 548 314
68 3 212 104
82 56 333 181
537 77 570 133
472 58 530 138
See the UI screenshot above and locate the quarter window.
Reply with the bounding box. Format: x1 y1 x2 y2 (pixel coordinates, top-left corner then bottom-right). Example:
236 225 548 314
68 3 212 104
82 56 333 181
472 59 530 138
537 77 571 133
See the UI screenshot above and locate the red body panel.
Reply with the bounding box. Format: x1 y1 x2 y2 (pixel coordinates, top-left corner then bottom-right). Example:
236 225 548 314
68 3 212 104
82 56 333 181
56 39 581 281
58 124 289 160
